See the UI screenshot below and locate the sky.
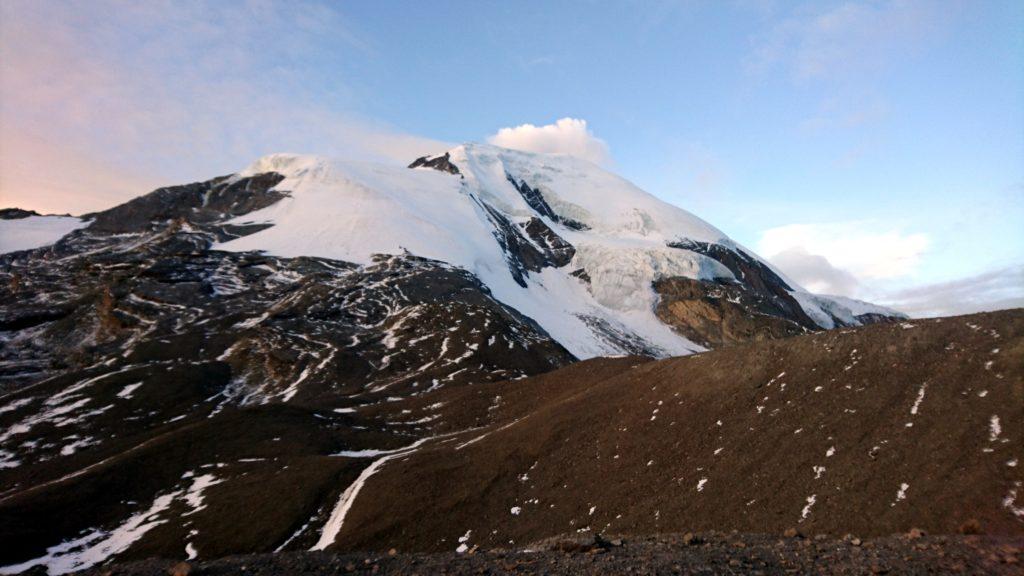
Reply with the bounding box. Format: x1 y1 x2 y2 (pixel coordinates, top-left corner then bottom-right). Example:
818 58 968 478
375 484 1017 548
1 0 1021 317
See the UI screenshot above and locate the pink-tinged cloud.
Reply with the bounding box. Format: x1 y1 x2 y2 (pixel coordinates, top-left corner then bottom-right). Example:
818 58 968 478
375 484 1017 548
0 0 448 215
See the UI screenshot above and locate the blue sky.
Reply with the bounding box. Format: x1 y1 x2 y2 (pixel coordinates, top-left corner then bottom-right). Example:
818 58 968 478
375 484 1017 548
1 0 1021 316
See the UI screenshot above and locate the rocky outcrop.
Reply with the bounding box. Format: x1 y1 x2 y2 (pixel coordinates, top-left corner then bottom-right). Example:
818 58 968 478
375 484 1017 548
655 240 819 347
85 172 287 235
855 312 899 325
667 240 817 328
2 295 1018 569
522 217 575 267
570 268 591 284
506 172 589 231
0 208 41 220
658 240 903 347
408 152 461 175
475 201 576 288
653 277 808 348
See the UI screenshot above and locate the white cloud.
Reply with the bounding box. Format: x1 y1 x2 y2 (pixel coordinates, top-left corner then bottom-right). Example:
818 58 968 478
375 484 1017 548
880 265 1024 318
758 221 929 295
488 118 611 166
746 0 956 83
759 221 1023 318
766 247 861 296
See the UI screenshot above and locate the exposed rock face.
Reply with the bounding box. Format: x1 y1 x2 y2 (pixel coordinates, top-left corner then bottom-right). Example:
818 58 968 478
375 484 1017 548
855 312 900 325
505 172 589 231
667 240 817 328
653 277 808 348
0 208 41 220
408 152 461 175
475 201 576 288
656 240 902 347
85 172 287 236
570 268 591 284
522 217 575 267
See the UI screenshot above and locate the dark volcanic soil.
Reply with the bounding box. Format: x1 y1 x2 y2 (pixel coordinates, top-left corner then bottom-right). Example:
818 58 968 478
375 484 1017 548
333 310 1023 552
2 309 1021 574
88 533 1023 575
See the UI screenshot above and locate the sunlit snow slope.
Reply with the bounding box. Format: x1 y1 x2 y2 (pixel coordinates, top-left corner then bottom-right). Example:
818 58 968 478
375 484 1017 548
216 144 898 358
0 215 87 254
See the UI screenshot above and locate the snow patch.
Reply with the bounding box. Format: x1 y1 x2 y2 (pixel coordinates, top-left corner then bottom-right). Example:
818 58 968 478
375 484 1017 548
311 437 432 551
990 415 1002 442
800 494 817 521
116 382 144 399
0 215 86 254
892 483 909 506
909 383 927 415
0 491 176 574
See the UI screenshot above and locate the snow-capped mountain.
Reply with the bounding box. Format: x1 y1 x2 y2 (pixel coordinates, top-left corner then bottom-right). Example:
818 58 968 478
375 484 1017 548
0 143 903 367
206 143 900 357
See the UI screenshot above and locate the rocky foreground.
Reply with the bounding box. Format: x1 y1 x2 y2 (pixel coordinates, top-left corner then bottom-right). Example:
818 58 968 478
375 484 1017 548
2 309 1021 573
84 532 1022 576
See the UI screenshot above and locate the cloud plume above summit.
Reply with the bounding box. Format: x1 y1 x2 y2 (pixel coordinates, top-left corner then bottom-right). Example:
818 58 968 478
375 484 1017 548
488 118 612 166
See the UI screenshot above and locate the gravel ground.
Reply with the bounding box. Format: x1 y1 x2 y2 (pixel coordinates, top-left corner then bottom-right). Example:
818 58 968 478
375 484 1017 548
79 532 1023 576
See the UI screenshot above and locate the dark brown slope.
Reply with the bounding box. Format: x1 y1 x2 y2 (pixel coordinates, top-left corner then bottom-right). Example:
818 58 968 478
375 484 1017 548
327 309 1023 553
4 309 1021 574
